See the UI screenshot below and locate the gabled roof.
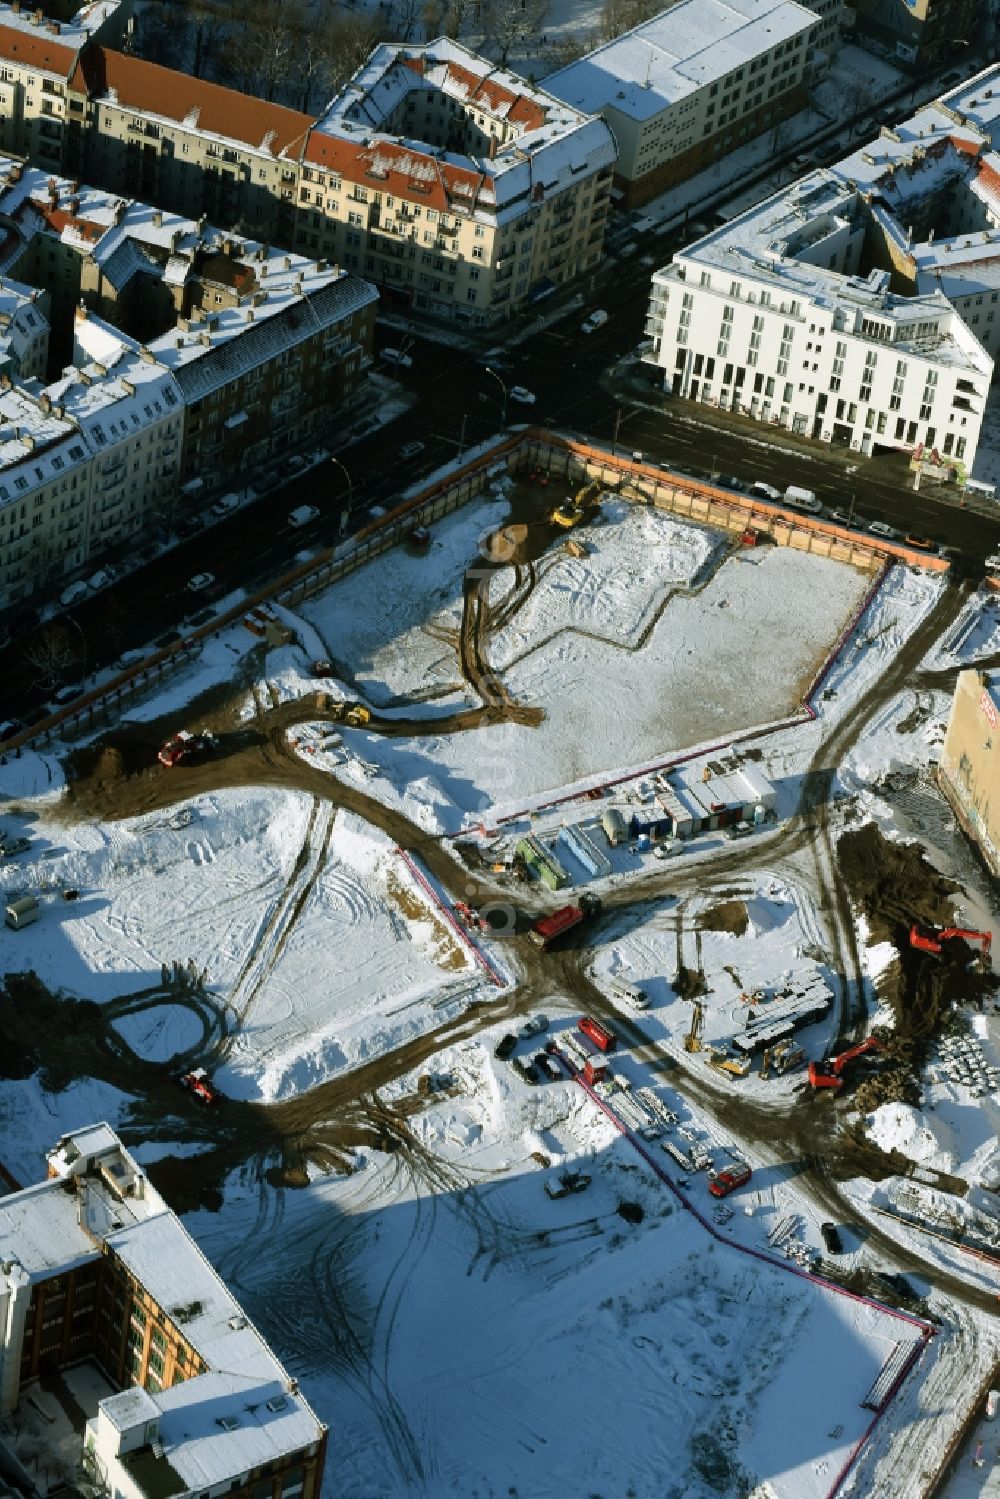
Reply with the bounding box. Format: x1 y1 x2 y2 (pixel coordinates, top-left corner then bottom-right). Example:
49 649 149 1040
303 131 489 214
0 20 77 77
69 45 315 159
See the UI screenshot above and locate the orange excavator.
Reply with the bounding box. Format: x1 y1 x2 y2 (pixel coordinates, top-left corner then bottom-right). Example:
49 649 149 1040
910 924 992 967
808 1037 884 1090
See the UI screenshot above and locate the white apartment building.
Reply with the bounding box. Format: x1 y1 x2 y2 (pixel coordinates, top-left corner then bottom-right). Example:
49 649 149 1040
545 0 822 209
296 38 616 324
642 71 1000 474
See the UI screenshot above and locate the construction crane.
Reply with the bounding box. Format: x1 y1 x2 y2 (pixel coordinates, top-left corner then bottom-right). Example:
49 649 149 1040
684 1000 704 1054
909 924 992 967
808 1037 884 1090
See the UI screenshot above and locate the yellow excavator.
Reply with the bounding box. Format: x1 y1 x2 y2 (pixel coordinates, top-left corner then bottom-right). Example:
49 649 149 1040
684 1000 704 1054
550 477 600 530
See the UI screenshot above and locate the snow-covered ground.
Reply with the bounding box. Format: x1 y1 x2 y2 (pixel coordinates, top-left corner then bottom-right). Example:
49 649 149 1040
280 495 871 833
0 784 490 1104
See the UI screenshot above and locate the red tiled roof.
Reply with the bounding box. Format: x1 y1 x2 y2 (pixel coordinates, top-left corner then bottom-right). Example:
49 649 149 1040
401 52 546 131
69 46 315 158
976 160 1000 199
14 198 102 242
304 131 494 212
0 22 77 77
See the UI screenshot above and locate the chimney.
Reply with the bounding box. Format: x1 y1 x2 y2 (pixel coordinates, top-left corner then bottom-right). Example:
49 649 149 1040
46 20 59 33
223 237 233 255
140 345 155 363
68 196 79 214
488 134 497 160
122 379 135 395
152 210 162 227
39 392 50 413
283 255 291 270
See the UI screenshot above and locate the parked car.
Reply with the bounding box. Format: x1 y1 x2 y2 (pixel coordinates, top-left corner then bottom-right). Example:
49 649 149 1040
399 440 425 461
750 481 782 502
51 682 84 707
59 580 89 609
283 454 308 475
820 1221 843 1254
0 836 30 858
381 347 413 368
511 1058 539 1086
535 1051 561 1081
186 572 216 593
312 659 335 677
288 505 320 529
210 493 240 518
718 475 746 492
87 567 116 592
493 1033 517 1060
0 719 22 741
829 508 854 525
509 386 536 405
177 514 203 537
868 520 898 539
581 309 609 334
519 1013 548 1039
905 533 937 551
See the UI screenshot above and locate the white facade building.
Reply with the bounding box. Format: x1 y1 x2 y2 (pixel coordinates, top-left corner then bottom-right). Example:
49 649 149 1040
642 71 1000 473
545 0 822 208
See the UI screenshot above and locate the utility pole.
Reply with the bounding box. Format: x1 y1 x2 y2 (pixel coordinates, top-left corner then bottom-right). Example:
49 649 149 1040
457 412 468 460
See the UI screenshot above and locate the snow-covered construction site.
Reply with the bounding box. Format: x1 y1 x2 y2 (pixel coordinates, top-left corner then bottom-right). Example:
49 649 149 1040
1 443 999 1498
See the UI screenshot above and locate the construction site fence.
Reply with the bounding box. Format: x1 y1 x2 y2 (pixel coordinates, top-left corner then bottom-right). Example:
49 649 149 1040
14 426 943 756
562 1058 936 1499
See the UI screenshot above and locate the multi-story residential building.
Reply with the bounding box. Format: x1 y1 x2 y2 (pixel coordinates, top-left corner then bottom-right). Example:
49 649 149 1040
641 72 1000 473
65 45 314 245
0 1124 327 1498
938 666 1000 877
849 0 980 72
0 0 131 170
295 38 616 325
544 0 822 209
0 158 376 609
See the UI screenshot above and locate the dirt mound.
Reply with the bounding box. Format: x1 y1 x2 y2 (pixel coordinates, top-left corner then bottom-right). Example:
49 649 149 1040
674 965 707 1000
838 822 995 1040
700 900 748 936
483 523 528 563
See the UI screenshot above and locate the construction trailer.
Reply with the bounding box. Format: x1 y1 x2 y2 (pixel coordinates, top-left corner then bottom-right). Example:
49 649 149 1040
515 834 570 891
655 759 777 839
731 981 832 1055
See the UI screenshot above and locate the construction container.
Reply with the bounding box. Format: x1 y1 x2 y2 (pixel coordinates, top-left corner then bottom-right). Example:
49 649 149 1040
5 895 39 930
602 807 628 847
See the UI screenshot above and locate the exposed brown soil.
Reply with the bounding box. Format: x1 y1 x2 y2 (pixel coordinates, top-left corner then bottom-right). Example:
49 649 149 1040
838 822 995 1041
700 899 748 936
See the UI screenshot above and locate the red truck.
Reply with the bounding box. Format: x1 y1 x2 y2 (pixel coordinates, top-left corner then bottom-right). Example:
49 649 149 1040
579 1016 617 1053
175 1067 222 1106
529 893 601 950
707 1161 751 1199
583 1056 608 1085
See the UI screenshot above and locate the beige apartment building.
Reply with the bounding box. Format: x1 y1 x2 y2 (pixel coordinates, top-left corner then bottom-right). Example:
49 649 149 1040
938 666 1000 878
0 1124 328 1498
295 39 616 324
545 0 821 208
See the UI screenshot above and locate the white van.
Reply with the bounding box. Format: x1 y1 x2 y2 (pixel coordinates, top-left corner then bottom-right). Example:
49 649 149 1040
5 895 39 930
381 347 413 368
609 977 649 1010
288 505 320 529
784 485 821 514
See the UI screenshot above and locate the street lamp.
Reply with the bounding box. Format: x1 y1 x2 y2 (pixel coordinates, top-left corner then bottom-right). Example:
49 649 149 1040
482 366 508 430
329 456 353 536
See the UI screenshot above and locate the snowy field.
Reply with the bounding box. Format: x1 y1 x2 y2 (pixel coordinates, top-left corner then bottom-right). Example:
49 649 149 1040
281 495 871 832
188 1065 928 1499
0 783 486 1103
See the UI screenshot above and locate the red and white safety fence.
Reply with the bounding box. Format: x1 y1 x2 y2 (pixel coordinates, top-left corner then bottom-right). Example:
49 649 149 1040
395 846 509 988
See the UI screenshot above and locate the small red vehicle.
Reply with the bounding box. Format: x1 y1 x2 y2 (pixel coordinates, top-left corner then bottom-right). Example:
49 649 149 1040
578 1016 617 1054
707 1161 751 1199
176 1067 222 1106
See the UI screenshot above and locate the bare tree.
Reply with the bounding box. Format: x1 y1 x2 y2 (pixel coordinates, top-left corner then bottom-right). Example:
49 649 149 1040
390 0 424 41
443 0 477 37
23 624 78 693
482 0 548 65
599 0 662 42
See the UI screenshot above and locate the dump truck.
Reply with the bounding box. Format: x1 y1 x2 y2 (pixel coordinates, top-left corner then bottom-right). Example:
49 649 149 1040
529 893 601 949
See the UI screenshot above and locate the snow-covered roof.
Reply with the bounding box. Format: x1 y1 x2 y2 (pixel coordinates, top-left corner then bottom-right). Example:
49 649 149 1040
545 0 818 123
307 37 616 224
145 1372 321 1487
107 1211 294 1386
0 1180 98 1280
